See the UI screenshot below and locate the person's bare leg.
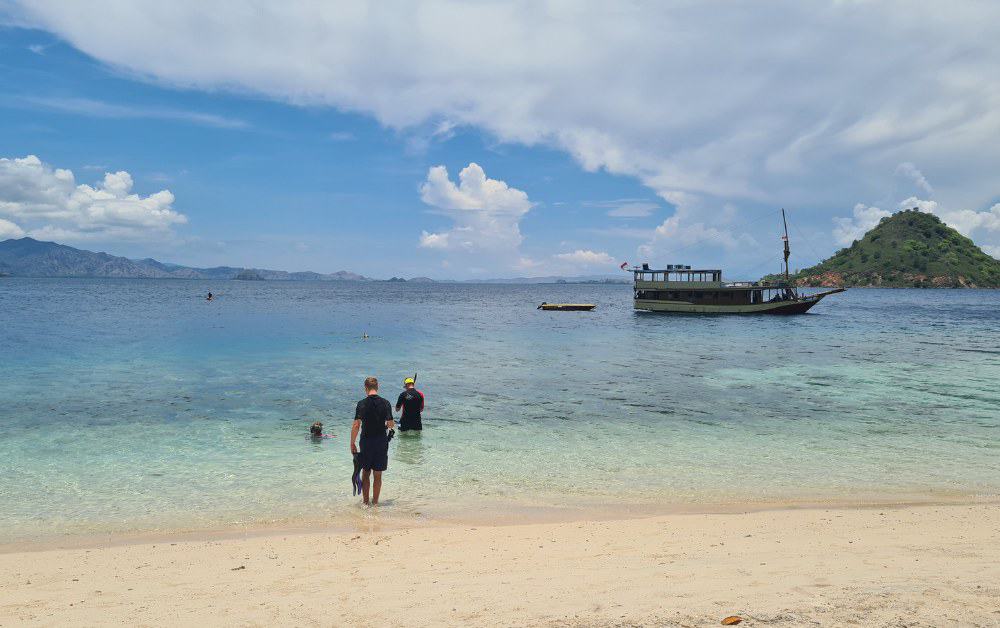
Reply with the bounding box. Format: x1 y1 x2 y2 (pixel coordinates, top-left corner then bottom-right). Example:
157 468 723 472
361 469 371 505
372 471 382 505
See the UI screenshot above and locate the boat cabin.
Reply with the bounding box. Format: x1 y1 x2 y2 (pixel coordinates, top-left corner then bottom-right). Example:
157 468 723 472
632 264 797 306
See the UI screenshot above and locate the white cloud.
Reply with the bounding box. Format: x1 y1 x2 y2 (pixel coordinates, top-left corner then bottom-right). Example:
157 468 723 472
418 230 449 249
10 1 1000 213
644 214 747 252
596 200 659 218
328 131 355 142
418 163 532 256
943 205 1000 236
897 196 1000 243
553 249 615 267
895 162 933 195
0 155 187 242
514 256 542 271
638 195 754 261
17 96 247 129
833 188 1000 253
832 203 892 245
898 197 939 215
0 218 25 239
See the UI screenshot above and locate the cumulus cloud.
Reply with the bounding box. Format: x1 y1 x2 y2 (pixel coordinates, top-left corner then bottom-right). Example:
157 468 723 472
832 194 1000 253
418 230 449 249
0 218 25 239
898 196 1000 238
834 161 1000 253
640 215 747 256
553 249 615 267
637 196 754 260
9 1 1000 213
418 163 532 255
833 203 893 245
0 155 187 242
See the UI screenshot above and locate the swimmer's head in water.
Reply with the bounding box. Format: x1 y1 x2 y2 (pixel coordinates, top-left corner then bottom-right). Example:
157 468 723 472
310 421 323 437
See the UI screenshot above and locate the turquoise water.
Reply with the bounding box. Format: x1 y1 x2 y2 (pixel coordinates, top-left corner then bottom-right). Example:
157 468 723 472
1 278 998 542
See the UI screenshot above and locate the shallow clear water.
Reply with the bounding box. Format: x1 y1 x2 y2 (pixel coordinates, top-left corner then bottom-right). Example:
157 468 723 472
1 278 998 542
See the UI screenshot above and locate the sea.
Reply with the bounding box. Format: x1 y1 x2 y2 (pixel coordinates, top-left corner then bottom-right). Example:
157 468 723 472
1 278 998 544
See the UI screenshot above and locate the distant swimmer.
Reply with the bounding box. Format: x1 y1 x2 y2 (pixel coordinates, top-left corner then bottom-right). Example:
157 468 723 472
206 292 214 301
309 421 333 440
350 376 394 505
395 376 424 432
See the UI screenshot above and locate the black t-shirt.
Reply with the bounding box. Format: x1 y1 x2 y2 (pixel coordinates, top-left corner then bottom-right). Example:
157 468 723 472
355 395 392 439
396 388 424 419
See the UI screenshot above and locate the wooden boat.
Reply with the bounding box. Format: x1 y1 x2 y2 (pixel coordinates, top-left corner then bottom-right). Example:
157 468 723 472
627 210 844 314
537 302 596 311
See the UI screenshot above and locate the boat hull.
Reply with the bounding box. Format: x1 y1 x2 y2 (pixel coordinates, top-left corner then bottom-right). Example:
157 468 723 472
538 304 596 311
634 295 827 314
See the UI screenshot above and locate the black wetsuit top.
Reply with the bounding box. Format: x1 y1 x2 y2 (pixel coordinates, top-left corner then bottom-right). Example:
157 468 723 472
355 394 392 439
395 388 424 431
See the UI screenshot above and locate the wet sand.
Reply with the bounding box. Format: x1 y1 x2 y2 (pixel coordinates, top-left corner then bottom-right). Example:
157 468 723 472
2 503 998 627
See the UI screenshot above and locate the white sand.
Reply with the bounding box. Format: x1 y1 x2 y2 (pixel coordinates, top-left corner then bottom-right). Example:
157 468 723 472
2 503 999 627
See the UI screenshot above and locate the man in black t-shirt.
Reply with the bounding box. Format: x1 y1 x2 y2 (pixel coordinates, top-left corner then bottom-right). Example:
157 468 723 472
395 377 424 432
350 376 394 505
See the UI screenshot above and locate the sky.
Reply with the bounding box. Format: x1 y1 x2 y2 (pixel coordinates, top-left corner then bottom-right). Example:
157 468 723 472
1 1 999 279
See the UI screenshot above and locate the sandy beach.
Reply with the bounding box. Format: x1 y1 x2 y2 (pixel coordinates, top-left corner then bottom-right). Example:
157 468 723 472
2 502 998 627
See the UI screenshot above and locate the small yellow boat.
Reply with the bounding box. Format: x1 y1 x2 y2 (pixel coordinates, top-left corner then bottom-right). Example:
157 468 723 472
537 302 596 311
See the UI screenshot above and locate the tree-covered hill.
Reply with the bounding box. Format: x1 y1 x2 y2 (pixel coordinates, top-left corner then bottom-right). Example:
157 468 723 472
776 209 1000 288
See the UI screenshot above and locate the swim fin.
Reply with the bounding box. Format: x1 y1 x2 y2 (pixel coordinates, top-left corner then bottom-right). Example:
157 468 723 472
351 452 363 496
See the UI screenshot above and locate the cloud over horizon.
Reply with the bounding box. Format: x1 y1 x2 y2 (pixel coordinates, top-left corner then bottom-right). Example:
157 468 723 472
419 162 533 263
552 249 615 268
0 155 187 242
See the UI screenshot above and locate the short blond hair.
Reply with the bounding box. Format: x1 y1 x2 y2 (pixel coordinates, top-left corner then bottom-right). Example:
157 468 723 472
364 376 378 392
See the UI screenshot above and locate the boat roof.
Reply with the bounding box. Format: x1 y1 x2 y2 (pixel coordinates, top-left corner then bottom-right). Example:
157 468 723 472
631 266 722 273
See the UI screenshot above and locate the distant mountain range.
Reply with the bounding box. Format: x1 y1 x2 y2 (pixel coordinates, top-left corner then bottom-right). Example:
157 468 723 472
470 275 628 284
0 238 631 284
766 209 1000 288
0 238 370 281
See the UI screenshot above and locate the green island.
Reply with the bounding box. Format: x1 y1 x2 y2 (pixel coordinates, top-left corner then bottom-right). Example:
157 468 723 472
769 209 1000 288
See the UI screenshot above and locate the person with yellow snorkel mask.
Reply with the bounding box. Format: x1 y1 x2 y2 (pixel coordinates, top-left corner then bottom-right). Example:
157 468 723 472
395 375 424 432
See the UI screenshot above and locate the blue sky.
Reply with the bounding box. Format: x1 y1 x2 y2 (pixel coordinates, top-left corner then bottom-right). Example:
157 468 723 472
2 3 999 278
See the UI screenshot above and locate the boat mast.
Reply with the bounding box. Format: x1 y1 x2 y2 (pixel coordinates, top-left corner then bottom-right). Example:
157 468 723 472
781 208 790 282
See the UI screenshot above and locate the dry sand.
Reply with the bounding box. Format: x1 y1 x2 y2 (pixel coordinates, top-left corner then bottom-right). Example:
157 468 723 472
2 503 999 627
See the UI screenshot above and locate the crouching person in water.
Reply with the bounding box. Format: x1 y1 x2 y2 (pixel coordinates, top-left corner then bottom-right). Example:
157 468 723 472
350 376 394 505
